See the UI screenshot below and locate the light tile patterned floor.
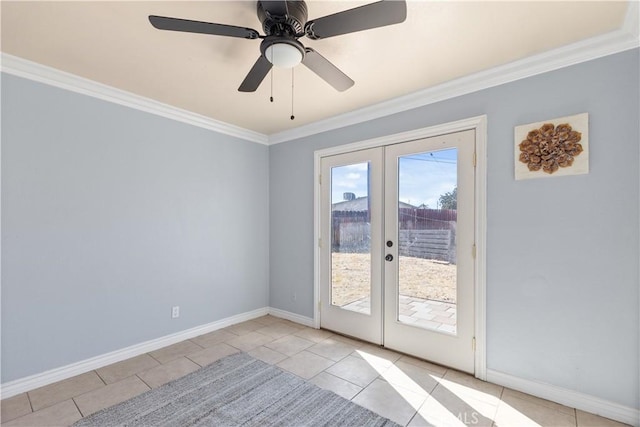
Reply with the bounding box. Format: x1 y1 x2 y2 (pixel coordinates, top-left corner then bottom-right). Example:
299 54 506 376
0 315 629 427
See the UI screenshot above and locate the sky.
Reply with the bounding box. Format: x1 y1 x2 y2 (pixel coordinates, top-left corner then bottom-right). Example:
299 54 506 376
331 148 457 208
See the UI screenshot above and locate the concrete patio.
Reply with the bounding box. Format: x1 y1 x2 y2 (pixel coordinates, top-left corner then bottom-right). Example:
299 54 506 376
339 295 457 334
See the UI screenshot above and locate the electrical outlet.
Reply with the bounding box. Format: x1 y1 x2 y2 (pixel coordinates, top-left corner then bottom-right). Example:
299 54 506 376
171 306 180 318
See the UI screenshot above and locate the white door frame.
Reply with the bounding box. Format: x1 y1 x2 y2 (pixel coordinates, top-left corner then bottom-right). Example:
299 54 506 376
313 115 487 380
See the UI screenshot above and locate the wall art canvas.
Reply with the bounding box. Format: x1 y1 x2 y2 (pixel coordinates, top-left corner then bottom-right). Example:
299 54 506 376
514 112 589 180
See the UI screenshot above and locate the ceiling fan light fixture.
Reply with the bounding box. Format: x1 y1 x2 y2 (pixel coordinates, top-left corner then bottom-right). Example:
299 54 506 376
265 42 303 68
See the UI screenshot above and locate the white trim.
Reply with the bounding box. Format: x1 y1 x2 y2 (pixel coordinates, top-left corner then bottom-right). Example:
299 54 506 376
0 307 269 399
315 115 488 158
624 1 639 39
270 21 639 145
487 369 640 427
268 307 315 328
313 116 487 377
313 152 322 329
0 53 269 145
473 117 488 381
2 4 637 148
0 306 319 399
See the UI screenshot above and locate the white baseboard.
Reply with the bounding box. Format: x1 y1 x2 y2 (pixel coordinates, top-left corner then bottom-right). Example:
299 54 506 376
0 307 269 399
268 307 315 328
3 312 636 427
0 307 314 400
486 369 640 426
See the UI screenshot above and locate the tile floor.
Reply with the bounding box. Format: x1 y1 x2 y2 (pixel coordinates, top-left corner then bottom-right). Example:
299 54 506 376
0 315 629 427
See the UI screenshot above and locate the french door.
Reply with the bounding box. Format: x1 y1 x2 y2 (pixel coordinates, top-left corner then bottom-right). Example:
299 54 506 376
319 129 476 373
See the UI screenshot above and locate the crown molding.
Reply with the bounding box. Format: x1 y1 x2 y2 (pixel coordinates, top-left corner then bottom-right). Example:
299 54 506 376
0 53 269 145
1 1 637 147
624 0 639 39
269 5 639 145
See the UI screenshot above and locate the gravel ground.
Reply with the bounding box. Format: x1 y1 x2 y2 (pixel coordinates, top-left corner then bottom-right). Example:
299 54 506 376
331 252 456 307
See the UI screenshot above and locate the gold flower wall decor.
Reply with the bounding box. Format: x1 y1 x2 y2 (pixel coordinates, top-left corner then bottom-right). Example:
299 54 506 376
514 113 589 180
519 123 583 174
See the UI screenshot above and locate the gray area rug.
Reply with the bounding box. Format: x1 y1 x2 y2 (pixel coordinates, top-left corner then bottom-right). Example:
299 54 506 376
74 352 400 426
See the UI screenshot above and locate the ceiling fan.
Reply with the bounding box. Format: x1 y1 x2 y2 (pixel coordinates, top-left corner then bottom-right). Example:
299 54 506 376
149 0 407 93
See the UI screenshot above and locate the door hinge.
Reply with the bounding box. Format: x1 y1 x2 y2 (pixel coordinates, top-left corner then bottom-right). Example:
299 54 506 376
472 337 476 351
318 301 321 310
318 174 322 185
318 238 322 248
473 151 477 167
472 243 477 258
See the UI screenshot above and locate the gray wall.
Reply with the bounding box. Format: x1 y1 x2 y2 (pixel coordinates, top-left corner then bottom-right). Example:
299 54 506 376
2 49 638 410
269 49 639 409
1 74 270 382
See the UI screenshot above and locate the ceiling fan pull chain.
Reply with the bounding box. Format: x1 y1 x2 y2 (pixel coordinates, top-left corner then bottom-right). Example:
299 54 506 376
270 70 274 102
270 51 274 102
290 68 295 120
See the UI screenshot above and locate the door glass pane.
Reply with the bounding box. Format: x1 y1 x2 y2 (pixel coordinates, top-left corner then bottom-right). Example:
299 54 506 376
397 149 458 334
331 162 371 314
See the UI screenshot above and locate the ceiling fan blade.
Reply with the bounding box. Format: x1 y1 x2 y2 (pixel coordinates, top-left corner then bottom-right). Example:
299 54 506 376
149 15 260 39
260 1 289 17
238 56 273 92
302 48 354 92
305 0 406 40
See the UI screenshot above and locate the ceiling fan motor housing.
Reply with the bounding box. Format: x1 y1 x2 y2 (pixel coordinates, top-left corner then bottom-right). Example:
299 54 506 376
257 0 308 36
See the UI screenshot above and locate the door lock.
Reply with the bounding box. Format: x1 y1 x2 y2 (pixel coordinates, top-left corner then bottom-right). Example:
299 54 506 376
385 254 393 262
386 240 393 247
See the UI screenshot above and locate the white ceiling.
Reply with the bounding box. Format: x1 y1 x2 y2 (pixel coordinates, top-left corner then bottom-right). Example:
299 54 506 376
0 1 633 136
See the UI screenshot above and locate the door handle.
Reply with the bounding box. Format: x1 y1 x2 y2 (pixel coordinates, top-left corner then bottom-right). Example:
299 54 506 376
385 254 393 262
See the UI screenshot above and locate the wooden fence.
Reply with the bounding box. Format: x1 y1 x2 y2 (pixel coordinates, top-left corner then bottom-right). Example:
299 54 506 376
398 208 456 230
331 208 457 263
333 222 371 253
398 228 456 264
332 211 370 252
